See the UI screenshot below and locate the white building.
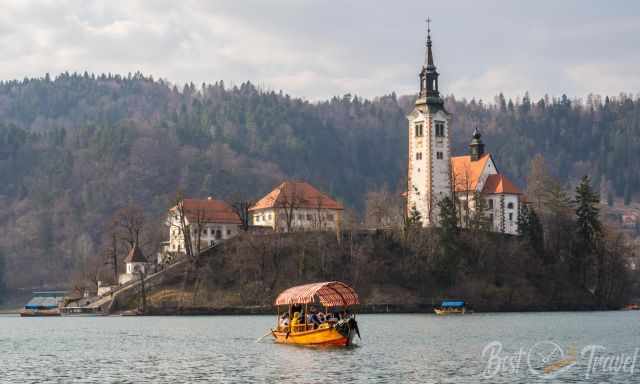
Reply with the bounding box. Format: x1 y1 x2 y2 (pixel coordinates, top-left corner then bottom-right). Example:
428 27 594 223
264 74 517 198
249 181 343 232
166 197 241 258
406 25 452 226
406 26 523 235
119 244 151 285
451 130 522 235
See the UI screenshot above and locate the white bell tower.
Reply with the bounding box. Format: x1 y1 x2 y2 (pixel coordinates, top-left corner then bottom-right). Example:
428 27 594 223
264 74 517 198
406 19 452 226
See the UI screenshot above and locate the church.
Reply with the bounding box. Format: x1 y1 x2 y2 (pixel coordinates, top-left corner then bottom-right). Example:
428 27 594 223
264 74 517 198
406 25 523 235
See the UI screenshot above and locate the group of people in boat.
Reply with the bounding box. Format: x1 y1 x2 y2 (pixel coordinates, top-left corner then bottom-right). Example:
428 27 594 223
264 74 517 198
278 305 351 333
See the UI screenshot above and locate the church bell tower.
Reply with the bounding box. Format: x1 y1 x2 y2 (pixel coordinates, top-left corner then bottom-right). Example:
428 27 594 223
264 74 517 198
406 19 452 226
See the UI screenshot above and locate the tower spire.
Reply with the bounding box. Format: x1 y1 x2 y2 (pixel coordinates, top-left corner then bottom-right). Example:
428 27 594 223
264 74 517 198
417 17 442 107
426 18 434 67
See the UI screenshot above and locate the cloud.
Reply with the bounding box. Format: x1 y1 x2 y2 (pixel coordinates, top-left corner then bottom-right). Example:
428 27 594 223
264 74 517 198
566 63 640 97
448 66 536 102
0 1 638 101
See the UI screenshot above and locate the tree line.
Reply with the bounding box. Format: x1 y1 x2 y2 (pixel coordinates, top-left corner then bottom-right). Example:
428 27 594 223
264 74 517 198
0 72 638 292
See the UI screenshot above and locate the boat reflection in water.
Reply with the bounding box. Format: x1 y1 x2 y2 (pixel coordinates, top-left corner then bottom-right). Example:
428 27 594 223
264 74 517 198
270 281 361 347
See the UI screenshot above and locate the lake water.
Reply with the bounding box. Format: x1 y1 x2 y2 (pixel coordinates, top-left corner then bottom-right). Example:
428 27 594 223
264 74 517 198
1 312 640 383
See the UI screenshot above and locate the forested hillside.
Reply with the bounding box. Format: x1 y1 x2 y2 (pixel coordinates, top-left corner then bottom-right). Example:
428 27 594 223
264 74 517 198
0 72 638 290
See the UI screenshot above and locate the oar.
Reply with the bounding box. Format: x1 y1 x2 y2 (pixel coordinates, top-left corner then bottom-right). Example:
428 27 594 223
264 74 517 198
256 330 273 343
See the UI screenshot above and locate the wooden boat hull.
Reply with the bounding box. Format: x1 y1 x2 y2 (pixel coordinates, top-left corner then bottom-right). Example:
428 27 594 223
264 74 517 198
20 309 61 317
272 327 354 346
434 308 467 315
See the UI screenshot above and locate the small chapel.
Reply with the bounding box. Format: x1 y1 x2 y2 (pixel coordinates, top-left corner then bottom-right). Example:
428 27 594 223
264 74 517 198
406 22 523 235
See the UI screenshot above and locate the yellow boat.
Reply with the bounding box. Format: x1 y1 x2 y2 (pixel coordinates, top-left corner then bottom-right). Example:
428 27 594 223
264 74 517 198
434 300 469 315
270 281 361 347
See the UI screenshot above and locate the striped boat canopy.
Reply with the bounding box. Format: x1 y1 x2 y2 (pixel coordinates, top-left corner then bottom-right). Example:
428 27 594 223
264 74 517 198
274 281 359 307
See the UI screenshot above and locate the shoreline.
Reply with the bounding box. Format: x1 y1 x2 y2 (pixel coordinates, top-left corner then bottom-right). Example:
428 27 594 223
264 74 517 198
110 303 620 316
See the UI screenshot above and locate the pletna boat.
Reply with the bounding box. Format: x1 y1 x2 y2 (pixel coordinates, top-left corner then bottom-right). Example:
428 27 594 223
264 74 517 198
434 300 470 315
20 291 66 317
270 281 361 346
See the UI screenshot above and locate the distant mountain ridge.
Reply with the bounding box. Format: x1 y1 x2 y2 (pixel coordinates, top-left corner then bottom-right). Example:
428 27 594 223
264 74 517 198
0 72 638 289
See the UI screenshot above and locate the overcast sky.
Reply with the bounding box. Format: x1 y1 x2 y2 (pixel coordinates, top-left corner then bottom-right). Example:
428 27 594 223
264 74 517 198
1 0 639 102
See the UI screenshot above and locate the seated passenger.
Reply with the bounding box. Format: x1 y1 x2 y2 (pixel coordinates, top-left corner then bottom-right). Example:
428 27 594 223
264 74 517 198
291 312 301 332
308 307 322 329
279 313 290 330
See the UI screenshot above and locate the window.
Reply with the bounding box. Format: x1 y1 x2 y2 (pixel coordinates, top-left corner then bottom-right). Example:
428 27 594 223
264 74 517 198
298 214 304 220
487 199 494 209
507 202 514 209
227 229 231 235
416 152 422 160
267 214 272 220
435 122 445 137
327 214 334 222
436 151 443 160
415 123 423 137
509 213 513 221
215 230 222 240
489 213 494 223
307 214 313 221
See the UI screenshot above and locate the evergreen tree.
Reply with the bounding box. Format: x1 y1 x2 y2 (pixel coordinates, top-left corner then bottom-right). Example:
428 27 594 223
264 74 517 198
575 176 602 249
518 205 544 258
407 205 422 227
573 175 602 287
468 192 491 231
435 196 460 286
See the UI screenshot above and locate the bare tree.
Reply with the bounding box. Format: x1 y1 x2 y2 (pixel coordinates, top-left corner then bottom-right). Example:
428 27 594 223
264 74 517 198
313 195 327 230
168 193 195 262
451 163 475 228
364 186 403 229
111 205 146 248
526 154 553 211
230 197 253 231
168 193 211 310
276 183 304 232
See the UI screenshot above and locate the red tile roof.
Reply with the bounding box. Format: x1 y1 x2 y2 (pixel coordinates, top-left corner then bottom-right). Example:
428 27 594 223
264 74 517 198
176 198 242 224
451 153 491 192
249 181 343 211
124 244 148 263
482 174 522 195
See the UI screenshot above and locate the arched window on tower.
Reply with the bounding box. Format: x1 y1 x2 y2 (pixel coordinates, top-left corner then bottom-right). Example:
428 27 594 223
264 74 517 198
435 122 445 137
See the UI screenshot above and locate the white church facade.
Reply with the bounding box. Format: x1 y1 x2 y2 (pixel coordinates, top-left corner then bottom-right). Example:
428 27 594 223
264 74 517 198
406 25 523 235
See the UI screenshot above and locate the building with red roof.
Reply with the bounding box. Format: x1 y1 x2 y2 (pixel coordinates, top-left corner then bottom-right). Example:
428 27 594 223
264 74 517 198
449 129 522 234
165 197 241 258
249 181 343 232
